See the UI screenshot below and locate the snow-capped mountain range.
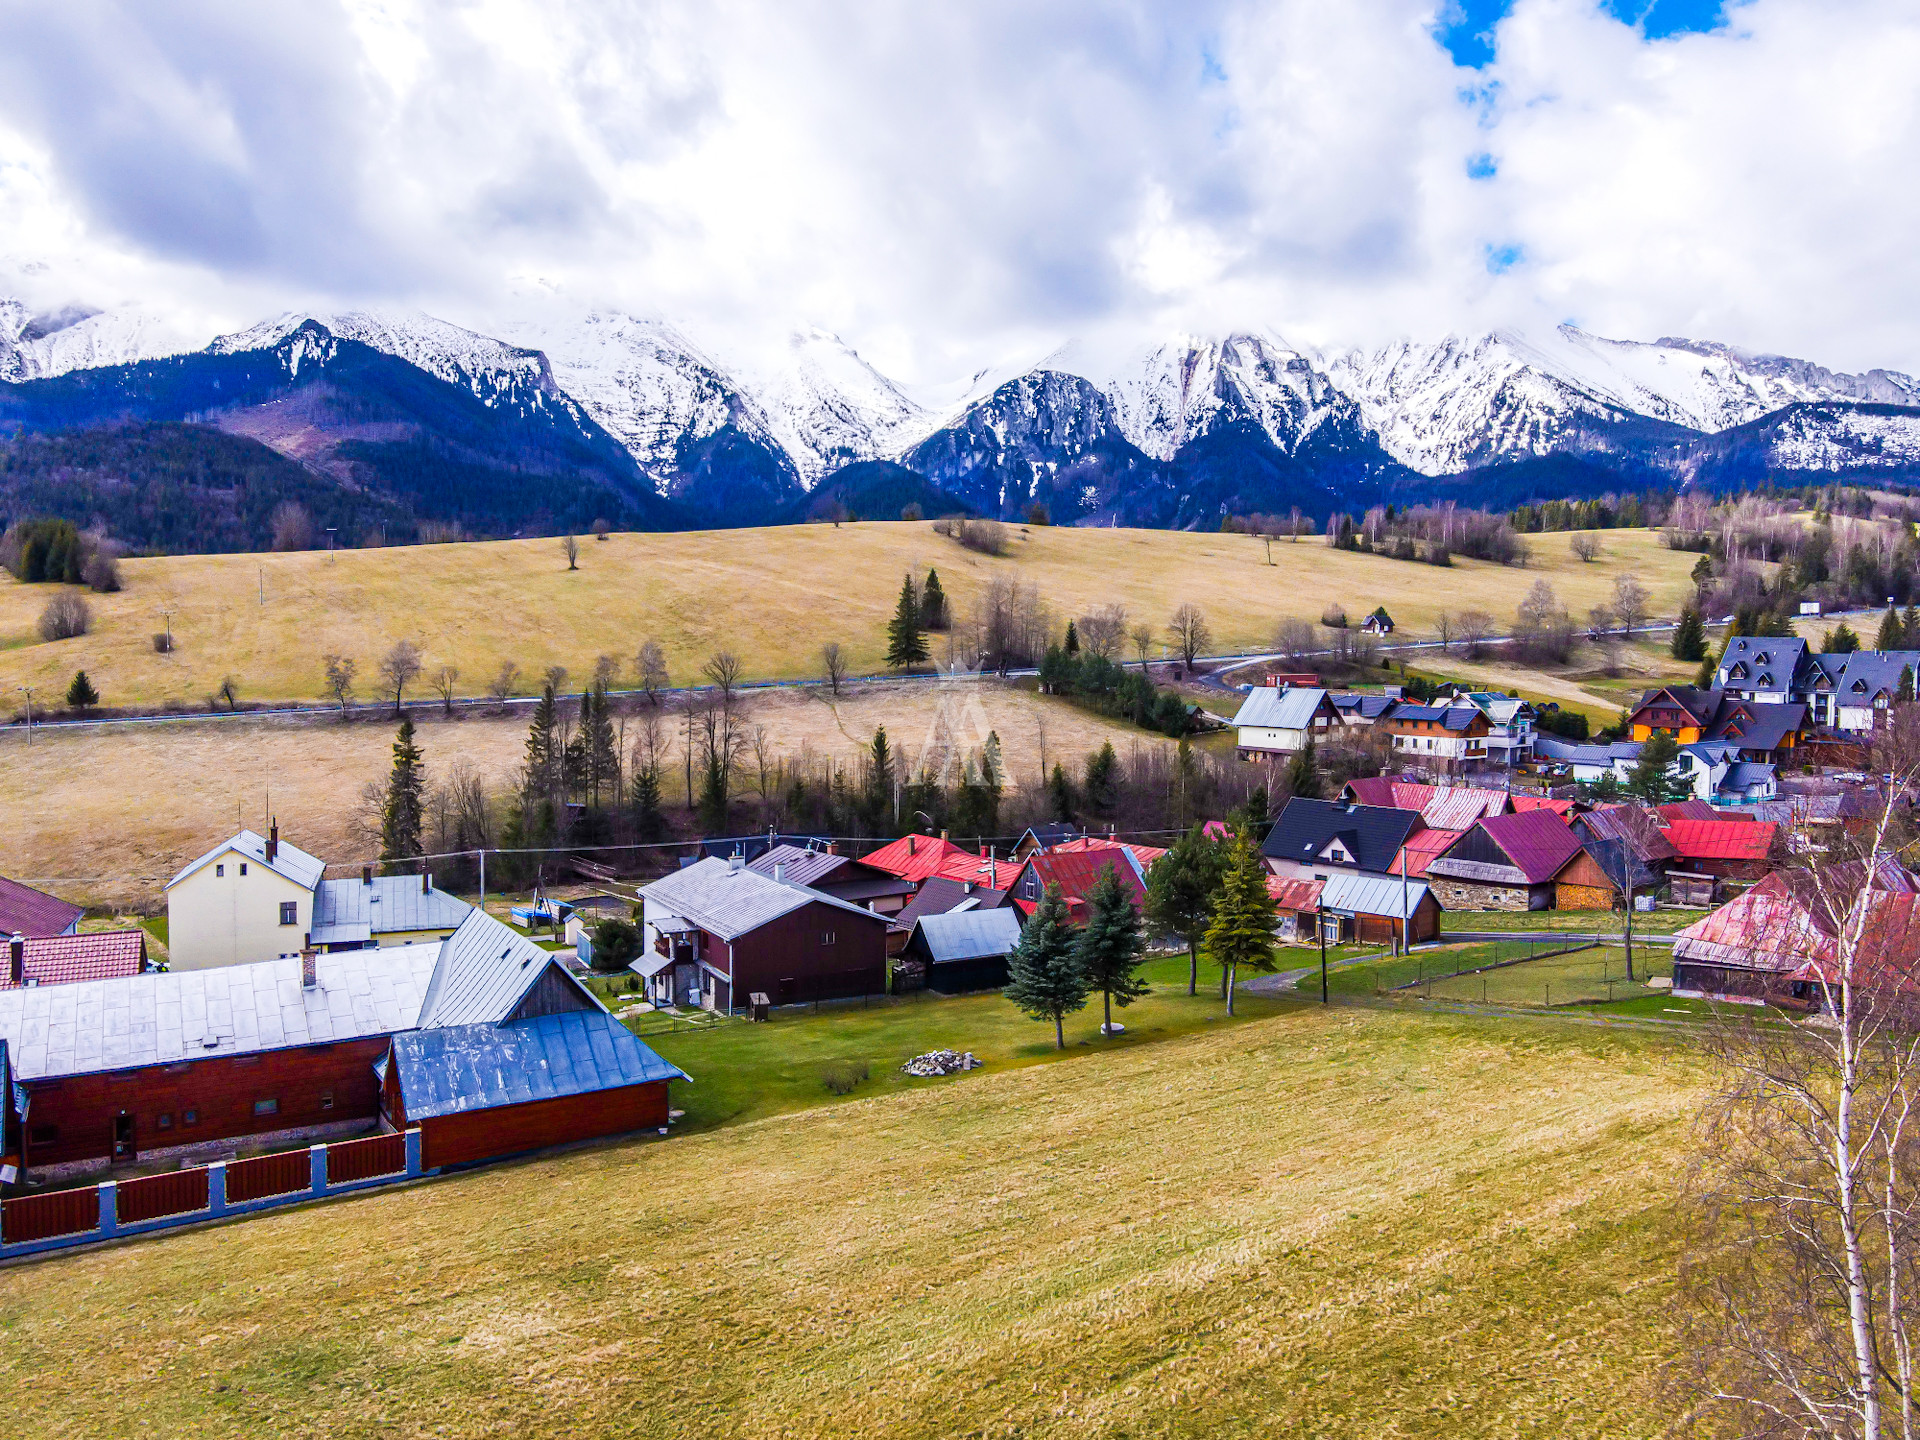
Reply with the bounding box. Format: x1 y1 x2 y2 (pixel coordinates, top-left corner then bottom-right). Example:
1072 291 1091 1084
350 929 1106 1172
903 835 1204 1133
6 293 1920 532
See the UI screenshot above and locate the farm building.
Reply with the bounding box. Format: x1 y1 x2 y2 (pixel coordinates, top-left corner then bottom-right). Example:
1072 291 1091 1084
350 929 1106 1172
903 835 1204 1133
2 931 149 990
884 877 1009 955
380 1010 684 1171
1318 873 1439 945
748 844 916 915
0 910 668 1178
1661 818 1779 883
1388 828 1465 879
0 876 82 939
898 909 1025 993
1005 848 1149 923
1262 798 1424 885
1230 686 1341 761
1425 810 1584 911
1550 840 1661 911
638 856 891 1012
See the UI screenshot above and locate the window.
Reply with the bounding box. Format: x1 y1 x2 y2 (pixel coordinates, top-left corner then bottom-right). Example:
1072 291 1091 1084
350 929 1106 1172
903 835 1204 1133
821 931 836 945
215 863 224 878
183 1109 198 1127
320 1091 334 1111
239 863 248 876
279 902 298 926
157 1112 173 1131
253 1098 279 1117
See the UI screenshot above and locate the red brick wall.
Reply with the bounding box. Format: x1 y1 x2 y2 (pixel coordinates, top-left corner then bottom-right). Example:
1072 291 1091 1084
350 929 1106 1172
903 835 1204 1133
21 1037 390 1168
416 1081 671 1169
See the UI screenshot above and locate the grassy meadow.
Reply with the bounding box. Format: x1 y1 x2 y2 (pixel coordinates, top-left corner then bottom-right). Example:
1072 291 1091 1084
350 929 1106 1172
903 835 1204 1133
0 680 1162 908
0 521 1704 710
0 1002 1707 1438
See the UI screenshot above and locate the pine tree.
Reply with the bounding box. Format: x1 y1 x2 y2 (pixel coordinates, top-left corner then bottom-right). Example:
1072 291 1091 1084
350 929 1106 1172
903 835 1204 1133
1077 864 1149 1035
1083 741 1117 816
1627 729 1682 804
1823 623 1861 655
523 683 558 807
1064 619 1080 655
920 568 947 631
380 720 426 866
586 683 618 808
1695 655 1717 689
1283 736 1321 799
1048 763 1074 822
1002 883 1089 1049
698 747 729 832
1902 665 1916 704
630 763 666 841
1691 554 1714 589
866 726 895 829
1905 603 1920 649
1204 831 1280 1016
1146 823 1227 996
65 670 98 710
1878 604 1904 652
1669 607 1707 661
885 572 929 670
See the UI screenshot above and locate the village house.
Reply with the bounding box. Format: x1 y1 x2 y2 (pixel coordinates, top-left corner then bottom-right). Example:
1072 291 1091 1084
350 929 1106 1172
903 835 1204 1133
1629 686 1720 743
1267 872 1440 947
0 910 678 1177
748 844 917 916
166 824 472 971
1340 778 1509 829
897 908 1025 993
1230 686 1341 761
1532 735 1642 788
1458 691 1535 767
1660 816 1779 884
1716 636 1807 705
0 876 82 939
637 855 891 1012
1425 810 1585 910
1802 650 1920 733
1011 822 1082 859
1262 797 1424 885
1330 693 1399 730
861 832 1020 891
883 875 1009 955
1 931 149 990
1377 704 1493 774
1004 846 1149 923
1361 607 1395 635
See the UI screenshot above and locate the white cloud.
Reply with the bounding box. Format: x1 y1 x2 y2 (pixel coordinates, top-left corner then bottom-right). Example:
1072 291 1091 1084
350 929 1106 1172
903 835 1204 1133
0 0 1915 379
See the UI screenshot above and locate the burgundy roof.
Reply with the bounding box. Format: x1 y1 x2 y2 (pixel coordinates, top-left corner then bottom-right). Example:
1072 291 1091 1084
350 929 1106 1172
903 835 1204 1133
1657 800 1721 825
0 876 84 939
1011 850 1148 922
1390 828 1464 878
2 930 147 989
1476 810 1584 883
1580 805 1679 864
1675 863 1920 978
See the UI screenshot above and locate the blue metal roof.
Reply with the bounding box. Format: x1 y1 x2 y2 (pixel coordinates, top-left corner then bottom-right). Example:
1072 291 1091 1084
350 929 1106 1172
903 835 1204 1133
389 1011 687 1121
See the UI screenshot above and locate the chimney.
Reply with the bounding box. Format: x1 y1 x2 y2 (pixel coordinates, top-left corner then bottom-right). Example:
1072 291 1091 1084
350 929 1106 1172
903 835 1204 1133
729 853 744 873
300 933 317 989
773 862 785 883
8 934 22 987
908 836 916 855
363 864 373 886
826 841 839 856
422 869 432 894
940 830 949 842
267 819 278 863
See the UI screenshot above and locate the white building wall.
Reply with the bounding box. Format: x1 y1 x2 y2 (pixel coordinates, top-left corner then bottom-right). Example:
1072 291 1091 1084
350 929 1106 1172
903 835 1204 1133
166 850 314 971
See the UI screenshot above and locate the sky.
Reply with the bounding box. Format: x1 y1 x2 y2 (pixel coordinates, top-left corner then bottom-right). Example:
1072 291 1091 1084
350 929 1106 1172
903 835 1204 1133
1 0 1917 382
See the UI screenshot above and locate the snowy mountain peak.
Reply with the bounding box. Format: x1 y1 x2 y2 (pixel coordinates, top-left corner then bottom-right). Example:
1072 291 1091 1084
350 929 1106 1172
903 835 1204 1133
725 326 934 484
0 299 202 383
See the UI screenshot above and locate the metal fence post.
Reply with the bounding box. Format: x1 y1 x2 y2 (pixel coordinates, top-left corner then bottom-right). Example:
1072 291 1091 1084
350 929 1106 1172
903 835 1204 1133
309 1144 328 1197
208 1161 228 1217
405 1127 423 1177
98 1181 118 1238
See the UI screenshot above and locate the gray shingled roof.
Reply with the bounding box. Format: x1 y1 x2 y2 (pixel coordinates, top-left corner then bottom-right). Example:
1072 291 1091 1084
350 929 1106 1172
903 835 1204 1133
313 875 474 938
1534 736 1641 765
639 857 886 941
1232 686 1330 729
1718 636 1809 691
389 1011 685 1121
910 908 1023 964
166 829 327 892
1836 650 1920 701
0 946 439 1081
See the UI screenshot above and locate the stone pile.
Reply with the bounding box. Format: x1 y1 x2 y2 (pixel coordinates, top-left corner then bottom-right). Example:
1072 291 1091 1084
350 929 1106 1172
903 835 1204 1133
901 1049 979 1077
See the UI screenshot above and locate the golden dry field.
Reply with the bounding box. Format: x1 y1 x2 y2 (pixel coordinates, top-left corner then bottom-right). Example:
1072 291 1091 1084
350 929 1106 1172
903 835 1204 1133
0 681 1162 907
0 1004 1705 1438
0 521 1701 709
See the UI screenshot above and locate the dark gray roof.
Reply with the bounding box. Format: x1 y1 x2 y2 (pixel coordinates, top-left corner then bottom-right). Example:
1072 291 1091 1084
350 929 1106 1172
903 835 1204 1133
1705 700 1807 753
1331 694 1397 720
313 875 473 943
1533 736 1640 765
746 844 850 888
1385 704 1482 732
1718 636 1808 691
388 1011 685 1121
909 909 1024 964
1834 651 1920 701
887 875 1005 932
1721 762 1777 791
1261 798 1422 875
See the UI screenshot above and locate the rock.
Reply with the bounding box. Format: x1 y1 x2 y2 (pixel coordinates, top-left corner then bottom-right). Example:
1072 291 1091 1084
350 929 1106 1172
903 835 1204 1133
901 1049 980 1078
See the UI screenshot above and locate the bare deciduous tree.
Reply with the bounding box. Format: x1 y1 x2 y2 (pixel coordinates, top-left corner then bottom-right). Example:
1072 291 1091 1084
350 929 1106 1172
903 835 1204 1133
1569 532 1600 562
593 654 622 692
379 640 423 715
561 534 580 570
634 640 668 705
1129 623 1155 671
1513 580 1574 664
1455 609 1494 660
270 501 315 552
1434 610 1453 655
322 653 357 713
1077 604 1128 661
487 661 521 708
1273 617 1316 667
543 664 569 696
431 663 459 714
1168 603 1210 670
1613 572 1650 638
821 642 848 695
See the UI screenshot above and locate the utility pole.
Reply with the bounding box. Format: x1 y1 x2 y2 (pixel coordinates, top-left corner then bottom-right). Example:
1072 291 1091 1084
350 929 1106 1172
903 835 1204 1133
1319 912 1329 1005
478 848 486 915
326 528 338 563
259 566 265 607
17 687 32 747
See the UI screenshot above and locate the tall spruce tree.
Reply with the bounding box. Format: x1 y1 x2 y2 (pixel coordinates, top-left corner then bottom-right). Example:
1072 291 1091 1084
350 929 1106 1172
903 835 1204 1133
1904 603 1920 649
1627 729 1683 803
867 726 896 830
65 670 98 710
586 683 619 808
920 568 947 631
1823 623 1861 655
1204 830 1280 1016
630 762 666 841
1877 605 1904 652
886 572 929 669
1669 607 1707 662
1283 736 1321 800
523 683 559 806
1064 619 1080 655
1902 665 1916 704
1147 823 1229 996
1077 864 1149 1035
1048 763 1075 822
1083 741 1117 817
1003 883 1089 1049
380 720 426 867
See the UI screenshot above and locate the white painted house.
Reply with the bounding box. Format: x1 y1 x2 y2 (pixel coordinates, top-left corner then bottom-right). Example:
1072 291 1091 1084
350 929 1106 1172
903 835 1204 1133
1231 686 1341 760
166 825 472 972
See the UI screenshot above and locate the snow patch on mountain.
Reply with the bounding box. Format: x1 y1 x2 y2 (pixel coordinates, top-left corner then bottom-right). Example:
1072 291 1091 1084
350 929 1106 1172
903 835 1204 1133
1764 406 1920 471
0 299 203 382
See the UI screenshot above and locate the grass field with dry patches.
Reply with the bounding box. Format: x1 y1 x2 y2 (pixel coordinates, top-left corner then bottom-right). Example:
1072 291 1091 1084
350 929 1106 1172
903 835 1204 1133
0 521 1702 709
0 680 1163 906
0 1005 1703 1438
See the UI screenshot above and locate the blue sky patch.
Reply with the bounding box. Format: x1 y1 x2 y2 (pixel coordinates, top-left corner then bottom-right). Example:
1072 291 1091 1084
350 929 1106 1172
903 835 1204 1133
1466 152 1498 180
1435 0 1730 68
1485 242 1525 274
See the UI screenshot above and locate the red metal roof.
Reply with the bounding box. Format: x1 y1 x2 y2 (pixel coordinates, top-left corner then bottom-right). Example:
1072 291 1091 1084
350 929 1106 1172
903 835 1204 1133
1343 778 1506 829
1663 818 1777 862
935 854 1022 890
1510 794 1576 817
859 834 978 884
1674 864 1920 979
1657 800 1721 825
1390 828 1465 878
2 930 147 989
1474 809 1585 883
1049 837 1169 869
1267 876 1324 911
0 875 84 939
1009 850 1149 923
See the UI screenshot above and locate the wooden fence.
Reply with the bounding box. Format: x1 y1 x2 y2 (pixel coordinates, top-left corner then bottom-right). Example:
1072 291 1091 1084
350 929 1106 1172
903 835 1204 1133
1 1187 100 1244
115 1168 210 1225
226 1149 311 1204
326 1131 406 1185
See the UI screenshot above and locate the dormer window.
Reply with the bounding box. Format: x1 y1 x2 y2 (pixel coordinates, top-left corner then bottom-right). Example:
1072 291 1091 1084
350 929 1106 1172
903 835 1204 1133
1729 663 1748 680
1756 650 1771 663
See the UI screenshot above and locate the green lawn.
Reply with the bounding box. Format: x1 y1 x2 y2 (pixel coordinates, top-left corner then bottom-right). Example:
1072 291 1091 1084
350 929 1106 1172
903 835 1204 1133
1423 945 1673 1007
1440 908 1706 936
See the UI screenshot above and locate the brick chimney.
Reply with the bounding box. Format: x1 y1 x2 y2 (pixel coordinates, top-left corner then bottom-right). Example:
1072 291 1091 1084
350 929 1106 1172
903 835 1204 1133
422 869 431 894
907 835 916 855
8 934 22 987
266 819 279 864
363 864 373 886
300 933 317 989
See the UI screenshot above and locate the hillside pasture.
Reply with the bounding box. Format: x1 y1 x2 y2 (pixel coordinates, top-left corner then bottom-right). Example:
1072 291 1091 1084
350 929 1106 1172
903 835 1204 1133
0 1005 1705 1438
0 521 1702 709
